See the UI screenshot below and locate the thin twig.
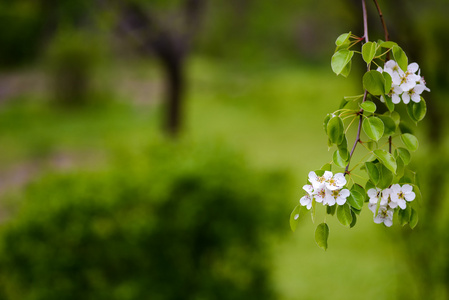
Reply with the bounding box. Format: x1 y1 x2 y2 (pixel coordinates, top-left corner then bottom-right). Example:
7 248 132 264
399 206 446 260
372 0 392 153
372 0 389 42
344 0 369 176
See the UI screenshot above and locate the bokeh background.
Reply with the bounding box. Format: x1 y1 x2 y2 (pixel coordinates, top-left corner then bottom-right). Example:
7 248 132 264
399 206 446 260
0 0 448 299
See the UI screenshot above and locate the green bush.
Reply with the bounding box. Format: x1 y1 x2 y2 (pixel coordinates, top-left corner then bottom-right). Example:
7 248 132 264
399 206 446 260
0 142 290 300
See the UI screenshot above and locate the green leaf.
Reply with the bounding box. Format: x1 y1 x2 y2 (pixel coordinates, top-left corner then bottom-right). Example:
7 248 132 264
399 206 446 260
321 163 332 171
395 147 411 165
333 149 349 168
390 111 400 127
338 135 348 151
395 155 405 179
314 170 325 176
323 114 332 132
377 164 393 189
401 133 419 151
337 203 353 227
335 32 351 46
365 141 375 151
374 149 397 174
382 72 392 94
347 189 364 210
379 41 398 48
340 60 352 78
339 98 348 109
360 101 376 113
407 98 427 123
362 42 377 63
378 115 397 136
411 184 422 205
383 94 395 112
410 208 418 229
349 210 357 228
352 184 367 203
399 122 413 134
315 223 329 250
363 70 385 95
327 116 345 144
365 180 376 195
326 205 336 216
290 205 301 232
365 161 380 185
398 205 411 226
363 117 384 141
392 45 408 72
332 50 354 76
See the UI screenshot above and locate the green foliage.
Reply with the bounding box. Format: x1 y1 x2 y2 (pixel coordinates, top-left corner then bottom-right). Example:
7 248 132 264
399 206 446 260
363 116 384 141
347 189 364 210
315 223 329 250
46 29 107 107
290 205 301 232
373 149 397 174
327 116 345 145
360 101 376 113
392 45 408 71
331 50 354 77
362 42 377 63
378 115 396 136
407 99 427 123
337 203 353 227
333 149 349 168
363 71 385 96
401 133 419 151
0 142 289 300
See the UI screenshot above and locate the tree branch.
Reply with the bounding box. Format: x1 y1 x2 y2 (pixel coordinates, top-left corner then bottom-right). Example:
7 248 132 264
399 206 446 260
372 0 389 42
372 0 393 153
345 0 369 176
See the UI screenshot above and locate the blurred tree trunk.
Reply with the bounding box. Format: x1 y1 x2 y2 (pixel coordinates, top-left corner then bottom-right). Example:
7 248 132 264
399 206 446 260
117 0 205 138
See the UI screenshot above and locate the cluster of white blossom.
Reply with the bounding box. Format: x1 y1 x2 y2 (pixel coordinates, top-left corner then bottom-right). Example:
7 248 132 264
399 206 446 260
367 184 415 227
377 60 430 104
299 171 350 209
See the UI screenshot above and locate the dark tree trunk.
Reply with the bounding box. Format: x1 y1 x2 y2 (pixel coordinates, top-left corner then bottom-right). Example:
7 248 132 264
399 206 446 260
161 54 185 137
115 0 205 138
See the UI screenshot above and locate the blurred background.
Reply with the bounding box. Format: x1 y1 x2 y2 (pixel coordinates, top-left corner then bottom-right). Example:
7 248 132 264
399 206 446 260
0 0 448 299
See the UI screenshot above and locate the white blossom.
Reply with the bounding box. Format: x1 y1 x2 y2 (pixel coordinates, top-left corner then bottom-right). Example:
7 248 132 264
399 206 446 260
300 194 313 210
369 203 394 227
380 60 429 104
314 186 329 204
308 171 332 190
301 170 349 210
381 85 403 104
325 172 346 191
390 184 415 209
402 84 426 104
326 188 350 206
367 187 382 204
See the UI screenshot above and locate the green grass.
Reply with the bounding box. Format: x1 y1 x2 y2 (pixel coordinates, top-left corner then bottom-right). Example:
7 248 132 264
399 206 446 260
0 58 409 299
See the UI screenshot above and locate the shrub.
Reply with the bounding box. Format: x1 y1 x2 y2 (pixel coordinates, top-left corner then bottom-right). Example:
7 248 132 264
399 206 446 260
0 142 290 300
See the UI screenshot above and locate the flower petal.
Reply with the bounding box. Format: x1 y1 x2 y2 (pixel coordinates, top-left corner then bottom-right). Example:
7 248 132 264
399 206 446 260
300 195 311 206
392 94 401 104
407 62 419 73
383 218 393 227
405 192 416 202
402 92 410 104
402 184 413 193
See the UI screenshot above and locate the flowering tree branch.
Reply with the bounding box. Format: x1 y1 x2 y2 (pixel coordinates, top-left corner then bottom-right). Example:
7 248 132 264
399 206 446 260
291 0 430 250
